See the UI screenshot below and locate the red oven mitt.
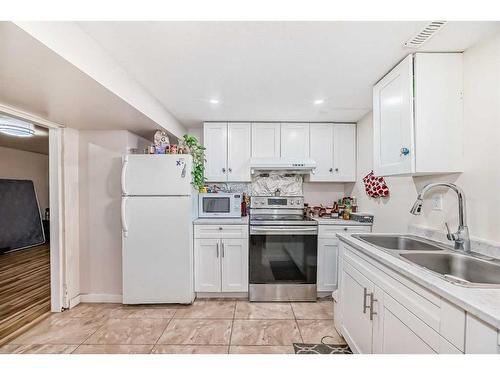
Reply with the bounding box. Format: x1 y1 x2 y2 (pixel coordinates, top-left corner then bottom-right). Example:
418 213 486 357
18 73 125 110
363 171 389 198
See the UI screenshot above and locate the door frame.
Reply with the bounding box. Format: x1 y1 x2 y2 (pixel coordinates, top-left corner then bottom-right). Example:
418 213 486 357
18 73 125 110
0 103 66 312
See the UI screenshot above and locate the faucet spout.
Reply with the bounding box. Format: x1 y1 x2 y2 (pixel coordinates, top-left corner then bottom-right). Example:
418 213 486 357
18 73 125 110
410 183 470 253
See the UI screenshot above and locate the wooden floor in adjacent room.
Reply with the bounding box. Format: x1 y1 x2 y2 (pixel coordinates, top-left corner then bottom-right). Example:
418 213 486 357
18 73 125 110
0 243 50 345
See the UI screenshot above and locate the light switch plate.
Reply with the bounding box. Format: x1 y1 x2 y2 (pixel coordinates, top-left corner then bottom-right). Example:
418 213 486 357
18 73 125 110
431 194 443 211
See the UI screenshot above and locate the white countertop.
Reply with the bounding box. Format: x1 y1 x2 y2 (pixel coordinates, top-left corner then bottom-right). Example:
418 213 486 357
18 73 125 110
193 216 249 225
337 233 500 330
313 218 372 226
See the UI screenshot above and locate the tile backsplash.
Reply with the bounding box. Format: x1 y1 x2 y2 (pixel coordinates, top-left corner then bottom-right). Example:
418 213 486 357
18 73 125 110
206 175 346 206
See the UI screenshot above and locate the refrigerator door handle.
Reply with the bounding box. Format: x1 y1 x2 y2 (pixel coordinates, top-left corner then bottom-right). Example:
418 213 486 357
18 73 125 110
121 157 129 195
121 197 129 237
181 162 187 178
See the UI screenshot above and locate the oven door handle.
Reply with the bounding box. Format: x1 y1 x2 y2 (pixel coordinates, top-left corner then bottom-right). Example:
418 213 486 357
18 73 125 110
250 227 318 235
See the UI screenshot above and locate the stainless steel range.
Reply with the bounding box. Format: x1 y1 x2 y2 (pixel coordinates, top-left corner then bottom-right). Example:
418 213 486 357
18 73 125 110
249 196 318 301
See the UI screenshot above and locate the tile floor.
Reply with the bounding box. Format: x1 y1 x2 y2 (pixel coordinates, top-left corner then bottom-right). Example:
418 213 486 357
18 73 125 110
0 299 345 354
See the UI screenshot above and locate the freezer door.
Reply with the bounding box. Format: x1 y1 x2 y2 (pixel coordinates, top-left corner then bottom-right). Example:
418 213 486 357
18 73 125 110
122 154 192 196
122 196 194 304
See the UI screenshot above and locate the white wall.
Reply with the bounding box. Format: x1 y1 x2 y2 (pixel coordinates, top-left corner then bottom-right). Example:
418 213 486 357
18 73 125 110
78 130 149 299
0 145 49 215
303 182 345 206
347 32 500 243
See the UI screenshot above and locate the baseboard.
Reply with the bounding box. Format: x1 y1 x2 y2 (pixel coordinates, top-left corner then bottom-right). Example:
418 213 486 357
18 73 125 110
69 294 81 309
79 293 123 303
196 292 248 299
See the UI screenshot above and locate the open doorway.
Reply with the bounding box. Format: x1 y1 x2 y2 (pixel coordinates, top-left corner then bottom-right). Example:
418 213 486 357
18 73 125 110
0 116 51 344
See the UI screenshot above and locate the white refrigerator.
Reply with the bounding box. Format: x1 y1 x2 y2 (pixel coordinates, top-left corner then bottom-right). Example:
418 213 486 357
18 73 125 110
121 154 196 304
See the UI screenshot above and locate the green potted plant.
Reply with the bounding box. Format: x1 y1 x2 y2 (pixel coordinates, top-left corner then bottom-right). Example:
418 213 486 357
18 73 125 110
182 134 206 191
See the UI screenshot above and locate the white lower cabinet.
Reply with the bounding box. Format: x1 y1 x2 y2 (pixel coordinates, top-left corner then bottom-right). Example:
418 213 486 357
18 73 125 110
194 225 248 293
194 239 221 292
337 242 477 354
317 238 339 292
317 225 372 292
340 260 375 353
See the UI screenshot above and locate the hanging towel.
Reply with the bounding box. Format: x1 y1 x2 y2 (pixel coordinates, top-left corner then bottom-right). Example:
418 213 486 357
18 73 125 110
363 171 389 198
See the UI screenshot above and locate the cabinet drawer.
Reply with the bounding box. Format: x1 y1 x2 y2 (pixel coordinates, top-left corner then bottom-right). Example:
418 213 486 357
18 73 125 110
194 224 248 239
319 225 371 238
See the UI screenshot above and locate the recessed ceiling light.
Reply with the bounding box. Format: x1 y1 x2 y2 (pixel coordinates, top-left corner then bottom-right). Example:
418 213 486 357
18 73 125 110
209 99 220 104
314 99 325 105
0 116 35 137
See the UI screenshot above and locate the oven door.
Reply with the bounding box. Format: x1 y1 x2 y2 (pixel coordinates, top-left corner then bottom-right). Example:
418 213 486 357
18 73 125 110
249 226 318 285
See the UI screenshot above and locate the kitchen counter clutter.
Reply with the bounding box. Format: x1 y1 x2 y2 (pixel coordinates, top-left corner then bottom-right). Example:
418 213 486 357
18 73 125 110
314 218 372 226
336 233 500 354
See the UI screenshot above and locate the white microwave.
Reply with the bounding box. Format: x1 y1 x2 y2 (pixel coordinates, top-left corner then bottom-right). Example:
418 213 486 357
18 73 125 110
198 193 242 218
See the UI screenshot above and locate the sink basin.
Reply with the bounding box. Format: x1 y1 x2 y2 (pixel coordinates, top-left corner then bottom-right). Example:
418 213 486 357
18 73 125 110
400 252 500 286
353 235 444 251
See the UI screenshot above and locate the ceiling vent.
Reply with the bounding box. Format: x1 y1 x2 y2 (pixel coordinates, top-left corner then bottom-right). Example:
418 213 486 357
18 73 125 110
404 21 447 49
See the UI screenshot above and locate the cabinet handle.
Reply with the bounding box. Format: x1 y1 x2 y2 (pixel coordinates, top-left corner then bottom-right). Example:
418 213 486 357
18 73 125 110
369 293 378 321
216 242 219 258
329 168 333 173
221 242 225 257
400 147 410 156
222 168 226 173
228 168 232 173
335 168 339 172
363 287 370 314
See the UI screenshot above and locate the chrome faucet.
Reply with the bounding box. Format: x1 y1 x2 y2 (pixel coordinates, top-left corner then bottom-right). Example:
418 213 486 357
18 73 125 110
410 182 471 253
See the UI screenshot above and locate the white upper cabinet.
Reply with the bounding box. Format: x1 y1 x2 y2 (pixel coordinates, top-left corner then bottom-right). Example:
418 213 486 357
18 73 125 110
309 123 334 181
373 53 463 176
251 123 281 158
310 123 356 182
227 122 251 181
203 122 251 182
333 124 356 181
204 122 228 181
280 123 310 158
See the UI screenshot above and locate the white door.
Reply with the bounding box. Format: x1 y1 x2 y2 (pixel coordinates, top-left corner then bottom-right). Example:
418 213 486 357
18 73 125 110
373 54 415 176
332 124 356 182
340 262 374 353
122 196 193 304
221 238 248 292
309 123 334 181
280 123 310 158
227 122 251 182
374 293 437 354
204 122 227 181
317 238 338 292
122 154 192 196
251 123 281 158
194 238 221 292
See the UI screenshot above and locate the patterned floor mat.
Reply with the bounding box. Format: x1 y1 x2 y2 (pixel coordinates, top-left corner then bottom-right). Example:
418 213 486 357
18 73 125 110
293 343 353 354
293 336 353 354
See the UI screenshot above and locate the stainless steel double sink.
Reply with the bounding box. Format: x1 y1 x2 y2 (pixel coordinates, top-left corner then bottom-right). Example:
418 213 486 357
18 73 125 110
352 234 500 288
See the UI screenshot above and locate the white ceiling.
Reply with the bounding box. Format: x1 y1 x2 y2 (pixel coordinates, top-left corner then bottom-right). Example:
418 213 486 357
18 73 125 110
0 22 165 139
78 21 500 128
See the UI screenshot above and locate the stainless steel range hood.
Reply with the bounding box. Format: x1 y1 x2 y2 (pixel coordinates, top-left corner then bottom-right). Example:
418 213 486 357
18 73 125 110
250 157 316 174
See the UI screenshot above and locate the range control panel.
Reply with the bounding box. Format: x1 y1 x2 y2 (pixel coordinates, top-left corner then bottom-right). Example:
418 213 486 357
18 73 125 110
250 196 304 209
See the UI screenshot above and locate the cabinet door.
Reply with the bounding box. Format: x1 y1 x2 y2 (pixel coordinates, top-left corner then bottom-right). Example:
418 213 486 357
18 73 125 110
227 123 251 182
309 123 334 181
194 239 221 292
373 55 415 176
332 124 356 182
221 238 249 292
317 238 338 292
340 261 374 353
203 122 227 182
374 292 437 354
280 123 310 158
251 123 280 158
